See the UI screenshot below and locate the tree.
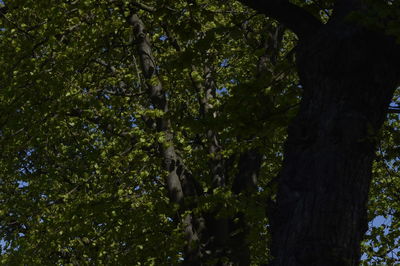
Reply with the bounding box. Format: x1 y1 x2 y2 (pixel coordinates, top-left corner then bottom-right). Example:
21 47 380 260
238 1 400 264
0 0 399 265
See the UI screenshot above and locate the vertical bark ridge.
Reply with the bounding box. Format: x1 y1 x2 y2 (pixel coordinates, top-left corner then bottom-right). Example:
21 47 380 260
269 22 400 266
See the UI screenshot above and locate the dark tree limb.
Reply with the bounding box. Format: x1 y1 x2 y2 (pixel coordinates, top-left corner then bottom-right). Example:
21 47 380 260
269 16 400 266
388 108 400 114
237 0 322 38
331 0 365 22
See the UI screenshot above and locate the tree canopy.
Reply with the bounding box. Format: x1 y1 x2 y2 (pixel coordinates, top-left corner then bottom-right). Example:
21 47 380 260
0 0 399 265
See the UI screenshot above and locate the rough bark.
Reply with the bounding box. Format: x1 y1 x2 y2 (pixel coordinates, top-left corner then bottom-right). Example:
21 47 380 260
269 15 400 266
238 1 400 265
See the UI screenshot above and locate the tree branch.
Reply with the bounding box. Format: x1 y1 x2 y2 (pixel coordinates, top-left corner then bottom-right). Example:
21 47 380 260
131 1 156 12
388 108 400 113
237 0 322 38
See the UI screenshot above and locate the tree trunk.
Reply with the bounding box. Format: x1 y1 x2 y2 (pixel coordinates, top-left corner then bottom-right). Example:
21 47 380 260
269 22 400 265
128 12 203 263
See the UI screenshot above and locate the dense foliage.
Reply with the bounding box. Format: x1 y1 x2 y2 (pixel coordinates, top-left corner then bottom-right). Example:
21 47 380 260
0 0 399 264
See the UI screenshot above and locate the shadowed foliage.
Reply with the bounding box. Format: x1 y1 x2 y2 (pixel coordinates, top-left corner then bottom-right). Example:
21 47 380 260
1 0 400 265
